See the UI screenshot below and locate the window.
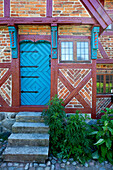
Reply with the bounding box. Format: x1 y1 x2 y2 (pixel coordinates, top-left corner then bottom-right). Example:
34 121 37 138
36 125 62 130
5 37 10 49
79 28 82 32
59 39 90 63
97 74 113 94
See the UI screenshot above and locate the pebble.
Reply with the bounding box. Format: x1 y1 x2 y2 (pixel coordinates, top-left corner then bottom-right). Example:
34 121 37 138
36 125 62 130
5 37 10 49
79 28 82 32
61 163 65 168
25 163 29 170
72 161 77 166
51 159 56 164
33 163 38 167
69 158 74 162
39 164 46 167
66 161 70 165
62 159 67 163
84 162 89 167
8 162 13 166
14 162 19 166
51 164 55 170
46 161 51 166
89 161 94 166
101 162 105 166
53 156 57 161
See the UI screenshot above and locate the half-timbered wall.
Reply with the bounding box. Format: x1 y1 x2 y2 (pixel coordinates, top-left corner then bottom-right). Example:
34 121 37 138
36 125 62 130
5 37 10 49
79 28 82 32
96 1 113 118
98 35 113 59
53 0 91 17
0 27 11 63
0 0 4 17
10 0 46 17
0 26 12 107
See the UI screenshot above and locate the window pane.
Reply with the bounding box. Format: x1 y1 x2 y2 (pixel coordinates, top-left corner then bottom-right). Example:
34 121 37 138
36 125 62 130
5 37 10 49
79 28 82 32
77 42 89 61
61 41 73 61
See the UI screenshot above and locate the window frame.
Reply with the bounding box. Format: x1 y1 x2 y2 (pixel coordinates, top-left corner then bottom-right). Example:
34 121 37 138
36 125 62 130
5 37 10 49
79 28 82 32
97 74 113 94
59 38 91 63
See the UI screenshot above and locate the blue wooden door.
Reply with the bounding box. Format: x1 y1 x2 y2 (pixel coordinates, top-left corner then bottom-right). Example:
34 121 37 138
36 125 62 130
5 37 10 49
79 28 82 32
20 41 51 105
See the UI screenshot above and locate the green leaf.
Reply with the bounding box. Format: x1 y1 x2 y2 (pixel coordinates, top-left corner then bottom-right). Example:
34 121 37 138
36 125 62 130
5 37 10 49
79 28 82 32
104 120 108 126
89 131 98 135
92 151 99 159
94 139 105 145
101 145 107 158
109 128 113 135
106 138 112 149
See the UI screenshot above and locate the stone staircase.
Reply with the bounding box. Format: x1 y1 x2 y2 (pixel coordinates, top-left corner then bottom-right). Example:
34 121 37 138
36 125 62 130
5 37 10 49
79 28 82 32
3 112 49 163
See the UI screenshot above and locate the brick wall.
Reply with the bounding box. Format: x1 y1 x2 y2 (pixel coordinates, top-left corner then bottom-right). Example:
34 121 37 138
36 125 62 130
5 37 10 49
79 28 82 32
58 25 91 36
10 0 46 17
0 75 12 107
53 0 91 17
96 97 111 117
98 35 113 59
58 69 92 109
0 26 11 63
0 0 4 17
18 25 51 35
105 0 113 10
97 64 113 71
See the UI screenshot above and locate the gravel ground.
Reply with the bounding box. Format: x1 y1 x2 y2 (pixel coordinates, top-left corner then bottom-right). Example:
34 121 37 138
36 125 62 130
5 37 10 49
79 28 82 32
0 139 113 170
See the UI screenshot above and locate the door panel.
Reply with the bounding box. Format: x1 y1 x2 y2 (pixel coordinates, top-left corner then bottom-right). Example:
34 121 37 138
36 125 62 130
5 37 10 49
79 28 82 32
20 41 51 105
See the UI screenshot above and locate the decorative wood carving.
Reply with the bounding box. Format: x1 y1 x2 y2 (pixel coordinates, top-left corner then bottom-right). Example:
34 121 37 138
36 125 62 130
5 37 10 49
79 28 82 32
8 26 18 58
91 27 100 59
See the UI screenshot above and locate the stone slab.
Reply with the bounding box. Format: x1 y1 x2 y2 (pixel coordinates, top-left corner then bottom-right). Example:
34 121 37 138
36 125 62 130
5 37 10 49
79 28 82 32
3 146 48 163
16 112 44 123
12 122 49 134
8 133 49 146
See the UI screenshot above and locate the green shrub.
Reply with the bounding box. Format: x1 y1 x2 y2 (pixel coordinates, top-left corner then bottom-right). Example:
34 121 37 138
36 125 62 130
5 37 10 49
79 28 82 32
42 95 93 164
42 95 66 156
90 108 113 164
63 113 92 164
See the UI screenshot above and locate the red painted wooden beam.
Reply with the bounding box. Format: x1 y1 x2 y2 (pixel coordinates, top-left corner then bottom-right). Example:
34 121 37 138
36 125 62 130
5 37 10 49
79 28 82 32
47 0 52 17
0 17 97 25
4 0 10 17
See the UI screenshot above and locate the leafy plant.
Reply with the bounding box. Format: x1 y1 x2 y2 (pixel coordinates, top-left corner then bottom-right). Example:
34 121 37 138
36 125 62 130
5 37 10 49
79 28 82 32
42 95 66 155
90 108 113 164
63 113 92 164
42 95 93 164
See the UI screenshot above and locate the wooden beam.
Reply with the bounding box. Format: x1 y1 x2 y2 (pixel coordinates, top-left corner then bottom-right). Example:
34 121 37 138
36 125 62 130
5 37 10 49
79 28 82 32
58 63 92 69
81 0 107 29
0 95 9 107
4 0 10 17
98 40 109 59
19 35 51 42
0 17 97 25
0 69 12 87
59 71 74 92
97 59 113 64
65 108 92 113
64 71 92 105
47 0 52 17
0 63 11 68
92 60 96 119
76 94 90 108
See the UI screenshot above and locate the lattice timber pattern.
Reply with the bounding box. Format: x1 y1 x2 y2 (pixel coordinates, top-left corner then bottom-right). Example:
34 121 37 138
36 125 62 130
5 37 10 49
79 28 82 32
0 75 12 107
58 69 92 112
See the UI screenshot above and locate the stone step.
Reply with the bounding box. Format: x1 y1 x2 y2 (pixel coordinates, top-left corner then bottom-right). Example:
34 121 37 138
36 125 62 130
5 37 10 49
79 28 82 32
16 112 44 123
12 122 49 134
8 133 49 147
3 146 48 163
